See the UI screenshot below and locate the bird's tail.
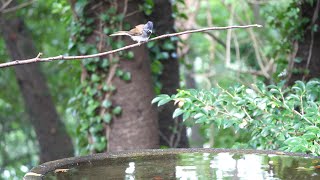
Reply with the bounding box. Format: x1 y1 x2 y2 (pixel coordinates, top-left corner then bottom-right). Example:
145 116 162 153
109 31 130 36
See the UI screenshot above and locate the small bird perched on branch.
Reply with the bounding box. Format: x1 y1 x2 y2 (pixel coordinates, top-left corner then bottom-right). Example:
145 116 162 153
110 21 153 45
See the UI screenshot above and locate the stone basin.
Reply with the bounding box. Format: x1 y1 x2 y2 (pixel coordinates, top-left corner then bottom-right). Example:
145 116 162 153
24 148 320 179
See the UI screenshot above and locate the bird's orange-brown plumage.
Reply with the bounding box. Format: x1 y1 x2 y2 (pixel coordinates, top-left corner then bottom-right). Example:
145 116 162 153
110 24 145 36
128 24 144 35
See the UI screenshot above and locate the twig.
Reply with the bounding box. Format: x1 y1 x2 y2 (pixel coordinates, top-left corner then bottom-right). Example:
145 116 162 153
124 10 140 18
286 41 299 83
0 0 13 11
247 26 269 78
158 130 171 146
270 95 313 125
233 33 241 62
203 31 227 48
205 0 213 27
0 0 35 14
119 0 128 33
0 24 262 68
225 4 234 67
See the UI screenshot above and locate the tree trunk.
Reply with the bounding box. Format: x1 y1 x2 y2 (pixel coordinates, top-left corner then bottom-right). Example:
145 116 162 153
0 18 74 162
109 0 159 151
288 1 320 85
150 0 189 148
71 0 159 152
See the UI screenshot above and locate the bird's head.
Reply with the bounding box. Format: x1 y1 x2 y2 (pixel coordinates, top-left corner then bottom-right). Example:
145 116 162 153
144 21 153 34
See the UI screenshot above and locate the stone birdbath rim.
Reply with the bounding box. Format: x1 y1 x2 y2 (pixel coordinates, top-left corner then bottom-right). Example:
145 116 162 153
24 148 320 179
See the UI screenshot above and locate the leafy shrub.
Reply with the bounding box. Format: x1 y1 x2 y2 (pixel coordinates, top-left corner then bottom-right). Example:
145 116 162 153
153 80 320 155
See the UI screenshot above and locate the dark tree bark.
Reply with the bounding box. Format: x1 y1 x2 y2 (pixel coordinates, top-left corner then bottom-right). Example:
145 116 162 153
150 0 189 148
109 0 159 151
0 18 74 162
288 1 320 85
71 0 159 152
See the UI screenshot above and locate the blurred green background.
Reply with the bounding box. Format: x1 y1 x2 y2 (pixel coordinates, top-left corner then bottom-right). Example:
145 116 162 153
1 0 319 179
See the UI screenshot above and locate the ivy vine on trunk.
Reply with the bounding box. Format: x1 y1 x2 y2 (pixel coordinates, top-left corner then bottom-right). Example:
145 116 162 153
69 0 159 154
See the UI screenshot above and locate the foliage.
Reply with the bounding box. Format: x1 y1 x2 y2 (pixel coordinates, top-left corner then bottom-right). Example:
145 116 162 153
0 64 37 179
262 0 310 78
147 0 184 94
179 0 263 88
1 0 319 179
68 0 111 155
69 0 186 153
148 38 178 94
0 0 75 179
153 80 320 155
179 0 315 87
68 0 144 155
174 0 319 151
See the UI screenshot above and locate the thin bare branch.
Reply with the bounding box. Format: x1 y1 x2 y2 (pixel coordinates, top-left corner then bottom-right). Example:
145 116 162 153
0 0 13 11
225 4 235 67
0 0 35 14
0 24 262 68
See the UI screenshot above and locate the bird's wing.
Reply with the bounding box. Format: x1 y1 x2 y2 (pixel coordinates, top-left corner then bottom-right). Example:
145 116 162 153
129 24 144 36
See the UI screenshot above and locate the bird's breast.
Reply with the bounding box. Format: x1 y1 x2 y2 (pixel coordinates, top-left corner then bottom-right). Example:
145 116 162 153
131 35 149 42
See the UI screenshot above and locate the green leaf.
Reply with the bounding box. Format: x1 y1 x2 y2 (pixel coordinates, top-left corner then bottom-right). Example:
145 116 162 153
116 69 124 77
287 94 300 101
100 59 109 68
127 51 134 59
245 89 257 98
112 106 122 115
182 111 191 121
102 100 112 108
151 97 162 104
215 119 222 128
235 99 246 106
291 145 308 153
284 137 302 145
85 105 97 116
194 113 204 119
223 120 234 129
94 137 106 152
195 117 207 124
91 74 100 82
270 88 280 94
261 128 269 137
158 98 171 106
89 124 103 134
305 126 320 134
277 133 286 141
303 132 316 140
295 81 306 91
107 7 117 14
156 52 169 59
172 108 184 118
162 41 175 50
122 72 131 81
103 113 112 123
101 14 110 22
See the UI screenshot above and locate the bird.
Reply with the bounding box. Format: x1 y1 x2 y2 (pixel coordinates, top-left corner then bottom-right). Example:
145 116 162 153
109 21 153 45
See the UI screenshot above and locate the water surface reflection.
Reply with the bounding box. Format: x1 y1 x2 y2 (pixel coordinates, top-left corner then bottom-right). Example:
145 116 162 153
42 151 320 180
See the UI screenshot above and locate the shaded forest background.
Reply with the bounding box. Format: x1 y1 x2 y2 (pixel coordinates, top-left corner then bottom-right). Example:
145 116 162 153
0 0 319 179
